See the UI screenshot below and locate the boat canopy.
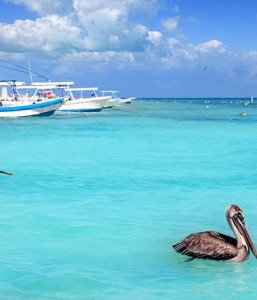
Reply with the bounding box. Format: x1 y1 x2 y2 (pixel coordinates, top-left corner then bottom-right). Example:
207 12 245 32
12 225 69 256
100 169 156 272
17 85 66 90
32 82 74 87
65 87 98 92
101 90 119 93
0 81 25 86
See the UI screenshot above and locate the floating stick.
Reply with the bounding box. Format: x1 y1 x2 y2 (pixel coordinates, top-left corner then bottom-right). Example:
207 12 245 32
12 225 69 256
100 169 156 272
0 170 13 175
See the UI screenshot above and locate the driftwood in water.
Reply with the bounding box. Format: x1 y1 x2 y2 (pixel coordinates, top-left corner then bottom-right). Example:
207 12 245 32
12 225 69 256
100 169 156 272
0 170 13 175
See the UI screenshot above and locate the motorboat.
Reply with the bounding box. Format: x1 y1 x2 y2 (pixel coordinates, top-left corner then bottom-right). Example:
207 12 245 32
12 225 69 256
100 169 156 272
119 97 136 104
0 80 65 117
101 90 135 106
59 87 112 113
100 90 121 108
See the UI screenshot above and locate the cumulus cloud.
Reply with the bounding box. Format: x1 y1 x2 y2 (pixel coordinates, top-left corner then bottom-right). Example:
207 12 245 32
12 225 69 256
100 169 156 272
1 0 161 55
168 37 180 47
66 50 135 65
109 35 120 48
73 0 159 17
7 0 160 18
155 38 229 70
0 0 232 72
248 50 257 58
162 17 179 32
196 40 226 53
6 0 72 15
147 31 162 46
0 15 85 55
71 0 160 52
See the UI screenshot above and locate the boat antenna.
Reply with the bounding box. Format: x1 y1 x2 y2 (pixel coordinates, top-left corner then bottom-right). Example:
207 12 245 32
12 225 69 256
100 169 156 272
0 60 50 82
0 65 31 75
28 60 33 84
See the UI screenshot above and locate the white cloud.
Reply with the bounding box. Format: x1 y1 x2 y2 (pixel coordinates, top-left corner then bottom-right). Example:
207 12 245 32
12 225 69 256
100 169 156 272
0 0 232 72
1 0 161 57
7 0 160 19
196 40 226 53
248 50 257 58
168 37 180 47
7 0 72 15
79 7 127 31
0 16 85 55
64 50 135 67
109 35 120 48
71 0 160 52
147 31 162 45
156 38 229 70
162 17 179 32
73 0 159 17
133 24 148 37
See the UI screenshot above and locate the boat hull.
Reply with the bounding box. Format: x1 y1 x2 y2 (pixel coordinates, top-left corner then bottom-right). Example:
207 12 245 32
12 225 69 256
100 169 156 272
59 99 103 113
59 108 102 113
0 98 64 117
119 97 135 104
103 98 120 108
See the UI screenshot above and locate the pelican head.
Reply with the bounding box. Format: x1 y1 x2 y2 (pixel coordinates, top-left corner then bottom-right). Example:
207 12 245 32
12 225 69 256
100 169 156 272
226 204 257 258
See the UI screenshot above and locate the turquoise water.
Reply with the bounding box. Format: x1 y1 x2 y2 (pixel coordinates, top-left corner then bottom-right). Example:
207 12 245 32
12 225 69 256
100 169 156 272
1 99 257 299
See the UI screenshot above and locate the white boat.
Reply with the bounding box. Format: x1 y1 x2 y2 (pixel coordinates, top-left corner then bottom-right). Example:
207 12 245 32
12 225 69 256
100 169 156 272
59 100 102 113
15 82 74 102
101 90 135 106
119 97 135 104
59 87 112 113
100 90 120 108
0 98 64 117
0 80 65 117
19 83 110 113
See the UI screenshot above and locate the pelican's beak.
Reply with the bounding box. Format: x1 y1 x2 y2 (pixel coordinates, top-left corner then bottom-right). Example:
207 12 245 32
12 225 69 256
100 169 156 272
233 213 257 258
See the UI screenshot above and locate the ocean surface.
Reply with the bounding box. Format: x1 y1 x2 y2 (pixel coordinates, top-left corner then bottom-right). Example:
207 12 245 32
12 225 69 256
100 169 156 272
1 98 257 299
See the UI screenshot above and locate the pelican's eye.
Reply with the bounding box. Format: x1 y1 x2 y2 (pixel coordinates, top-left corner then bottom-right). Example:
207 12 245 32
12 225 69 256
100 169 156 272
235 212 245 224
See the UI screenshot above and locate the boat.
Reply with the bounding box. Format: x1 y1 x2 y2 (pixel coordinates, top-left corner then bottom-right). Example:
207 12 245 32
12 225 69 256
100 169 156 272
26 81 74 102
0 81 65 117
101 90 120 108
59 87 112 113
23 83 111 113
0 98 65 117
119 97 136 104
101 90 135 106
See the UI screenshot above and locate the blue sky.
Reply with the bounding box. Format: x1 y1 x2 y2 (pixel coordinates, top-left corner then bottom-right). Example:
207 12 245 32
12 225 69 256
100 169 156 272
1 0 257 97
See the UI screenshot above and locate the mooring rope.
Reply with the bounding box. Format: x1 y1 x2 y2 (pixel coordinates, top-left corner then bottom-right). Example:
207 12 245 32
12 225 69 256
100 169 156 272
112 105 160 116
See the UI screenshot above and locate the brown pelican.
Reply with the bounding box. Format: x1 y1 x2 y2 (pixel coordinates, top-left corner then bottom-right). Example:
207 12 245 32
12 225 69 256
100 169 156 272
173 204 257 262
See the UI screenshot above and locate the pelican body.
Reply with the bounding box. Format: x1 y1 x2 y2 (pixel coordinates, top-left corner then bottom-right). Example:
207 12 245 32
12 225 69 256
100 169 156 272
173 205 257 262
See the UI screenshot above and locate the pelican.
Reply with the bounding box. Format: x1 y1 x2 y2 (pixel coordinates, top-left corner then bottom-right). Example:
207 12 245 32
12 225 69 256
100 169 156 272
173 204 257 262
